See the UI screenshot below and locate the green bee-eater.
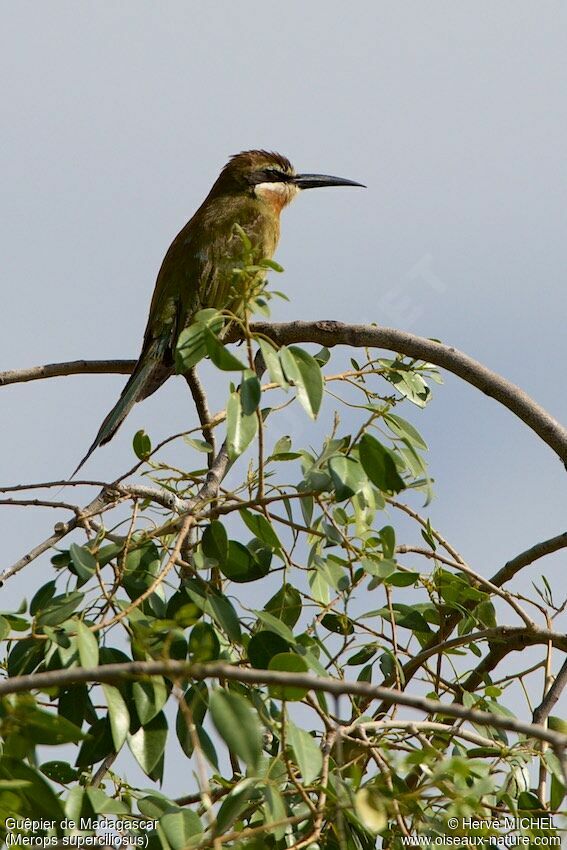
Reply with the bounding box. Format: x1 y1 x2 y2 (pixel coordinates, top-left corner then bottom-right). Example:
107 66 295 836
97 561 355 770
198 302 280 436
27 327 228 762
74 150 363 474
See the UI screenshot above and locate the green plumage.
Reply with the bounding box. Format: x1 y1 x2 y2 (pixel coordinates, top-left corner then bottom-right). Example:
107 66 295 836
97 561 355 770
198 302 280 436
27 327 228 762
73 149 361 475
73 151 286 475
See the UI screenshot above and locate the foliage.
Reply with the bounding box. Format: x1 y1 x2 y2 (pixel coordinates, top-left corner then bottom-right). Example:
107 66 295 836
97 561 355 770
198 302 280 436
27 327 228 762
1 238 565 848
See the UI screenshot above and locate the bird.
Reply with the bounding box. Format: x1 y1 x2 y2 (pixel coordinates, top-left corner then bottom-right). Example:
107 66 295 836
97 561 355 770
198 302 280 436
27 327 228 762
73 150 364 475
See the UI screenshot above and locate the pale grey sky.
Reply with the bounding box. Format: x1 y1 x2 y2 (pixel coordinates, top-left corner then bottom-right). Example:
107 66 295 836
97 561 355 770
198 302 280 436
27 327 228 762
1 0 566 794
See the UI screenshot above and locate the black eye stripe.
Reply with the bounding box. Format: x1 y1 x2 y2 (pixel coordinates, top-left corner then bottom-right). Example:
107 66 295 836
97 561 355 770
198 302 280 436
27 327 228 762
253 168 291 184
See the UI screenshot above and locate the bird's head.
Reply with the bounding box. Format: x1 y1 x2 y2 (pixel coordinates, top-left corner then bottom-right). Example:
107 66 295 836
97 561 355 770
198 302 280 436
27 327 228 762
212 150 364 213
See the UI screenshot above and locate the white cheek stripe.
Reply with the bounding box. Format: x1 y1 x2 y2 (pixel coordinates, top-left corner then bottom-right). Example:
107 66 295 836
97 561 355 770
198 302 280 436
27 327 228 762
254 182 299 204
256 181 287 194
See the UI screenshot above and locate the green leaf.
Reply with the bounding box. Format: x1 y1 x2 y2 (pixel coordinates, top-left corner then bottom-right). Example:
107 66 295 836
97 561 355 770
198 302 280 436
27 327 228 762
383 413 428 450
133 429 152 460
64 786 86 821
30 580 57 616
474 600 497 628
207 596 241 642
286 717 322 784
380 525 396 559
263 784 287 841
35 592 84 628
183 436 212 453
380 604 432 633
0 758 65 822
160 811 203 850
258 338 288 388
279 345 323 419
385 571 419 587
128 711 168 779
210 689 263 771
355 787 387 834
74 619 99 668
0 615 10 640
69 544 97 584
123 540 161 598
271 435 291 455
14 704 85 745
241 370 262 414
193 307 225 328
176 682 209 758
551 773 566 810
314 346 331 366
76 717 114 768
175 322 207 372
85 786 128 815
239 508 281 551
226 390 258 461
264 584 302 628
40 761 78 785
321 613 354 635
253 609 296 644
202 520 229 564
102 685 130 752
347 644 378 666
259 257 284 272
184 582 241 642
189 621 220 662
248 631 290 669
517 790 542 811
7 638 44 677
361 557 397 580
204 326 247 371
268 652 309 701
548 716 567 735
219 540 270 583
359 434 405 494
215 779 259 835
328 454 367 501
133 678 168 725
166 590 203 628
383 362 431 407
233 222 252 250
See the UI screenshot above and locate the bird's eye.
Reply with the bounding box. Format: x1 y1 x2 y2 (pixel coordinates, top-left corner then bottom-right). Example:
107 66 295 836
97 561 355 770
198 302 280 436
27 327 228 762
266 168 287 182
251 168 288 186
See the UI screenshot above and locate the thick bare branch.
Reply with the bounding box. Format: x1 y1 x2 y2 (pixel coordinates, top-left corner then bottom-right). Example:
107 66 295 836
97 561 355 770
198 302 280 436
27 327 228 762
3 319 566 462
532 656 567 727
0 659 565 751
245 320 567 464
0 359 135 386
492 531 567 587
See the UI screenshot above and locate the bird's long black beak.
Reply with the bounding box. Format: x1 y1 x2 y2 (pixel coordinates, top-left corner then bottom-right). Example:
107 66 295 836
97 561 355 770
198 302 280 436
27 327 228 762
292 173 366 190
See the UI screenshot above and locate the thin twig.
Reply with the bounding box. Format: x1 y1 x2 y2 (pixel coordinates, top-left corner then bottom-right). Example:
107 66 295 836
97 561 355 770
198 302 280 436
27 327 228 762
185 366 216 463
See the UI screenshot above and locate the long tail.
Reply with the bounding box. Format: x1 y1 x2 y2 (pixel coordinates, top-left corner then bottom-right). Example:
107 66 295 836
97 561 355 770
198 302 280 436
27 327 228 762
71 350 169 478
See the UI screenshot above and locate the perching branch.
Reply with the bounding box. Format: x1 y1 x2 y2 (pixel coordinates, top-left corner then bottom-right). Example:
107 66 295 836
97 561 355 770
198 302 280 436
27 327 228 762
2 319 567 463
244 321 567 465
0 359 135 386
492 531 567 588
1 660 566 754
